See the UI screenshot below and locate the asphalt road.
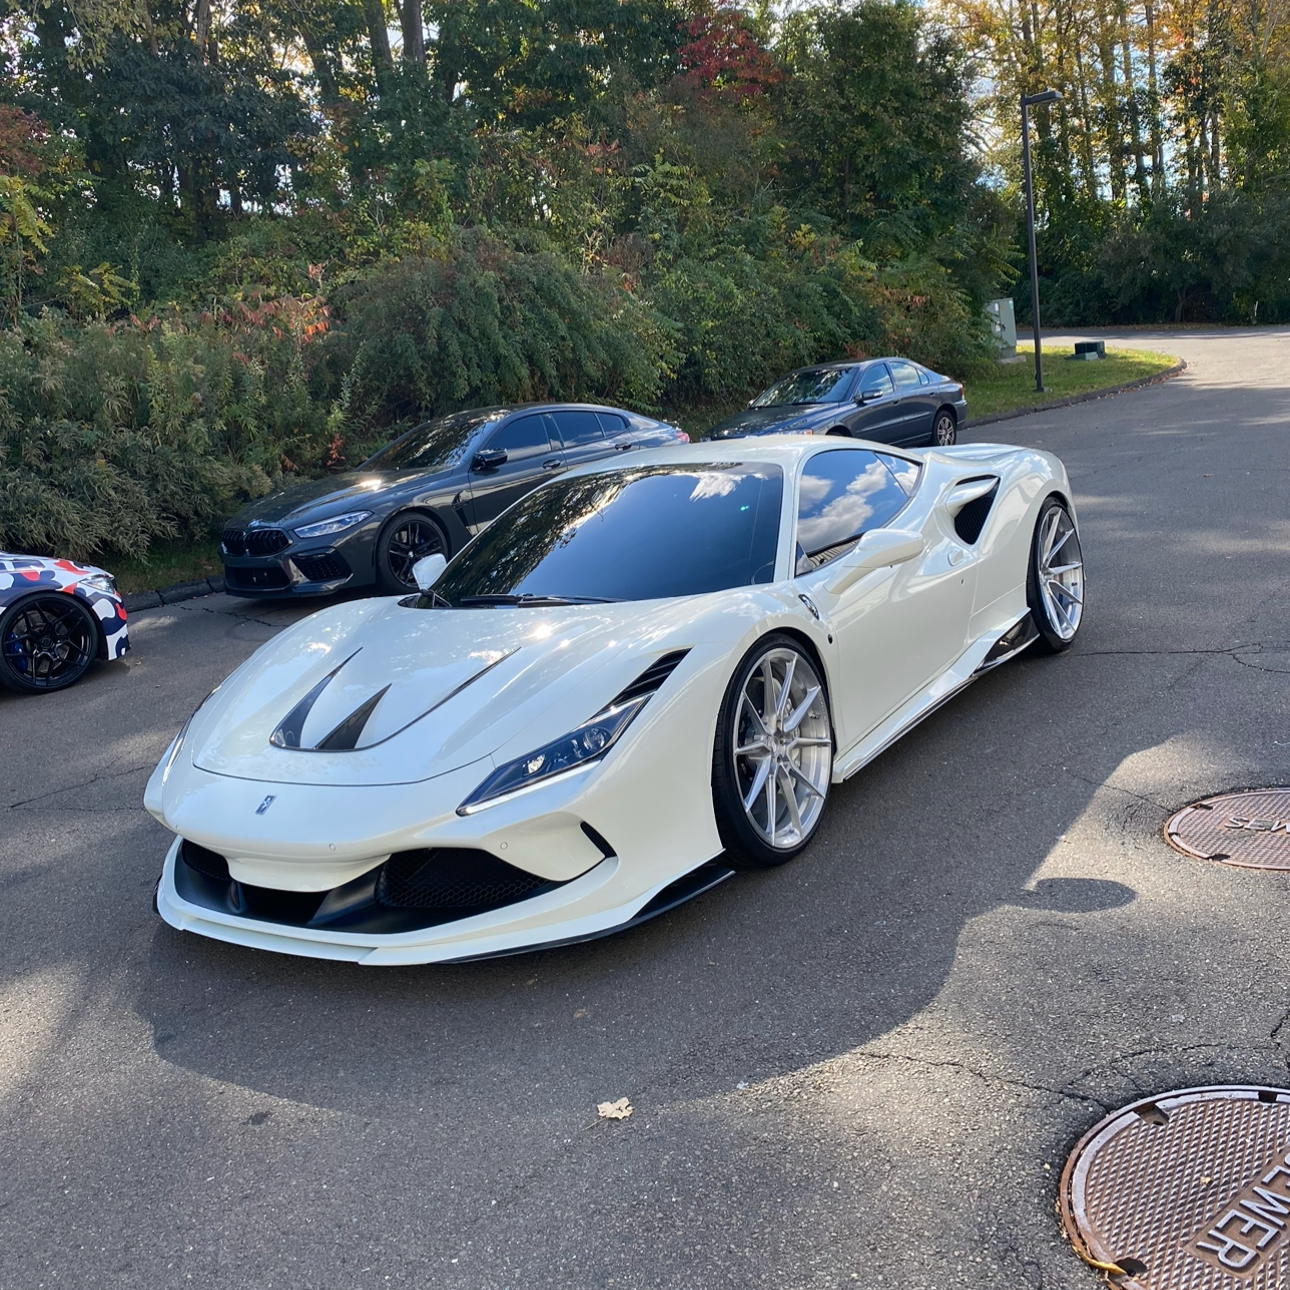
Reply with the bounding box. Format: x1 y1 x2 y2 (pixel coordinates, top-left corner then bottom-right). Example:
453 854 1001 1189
3 326 1288 1290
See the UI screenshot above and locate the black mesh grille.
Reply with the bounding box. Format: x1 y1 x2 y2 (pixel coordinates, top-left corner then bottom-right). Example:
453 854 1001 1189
180 838 230 881
293 552 351 582
223 528 290 557
610 650 690 706
224 565 291 591
376 848 552 910
954 482 999 545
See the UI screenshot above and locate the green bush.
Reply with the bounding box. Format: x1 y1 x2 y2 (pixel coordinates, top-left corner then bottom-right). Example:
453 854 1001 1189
0 309 326 559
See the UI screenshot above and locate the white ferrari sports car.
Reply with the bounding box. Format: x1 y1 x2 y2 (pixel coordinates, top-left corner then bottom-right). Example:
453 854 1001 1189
147 436 1084 965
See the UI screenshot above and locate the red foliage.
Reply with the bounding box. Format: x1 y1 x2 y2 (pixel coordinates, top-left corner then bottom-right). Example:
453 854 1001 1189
0 106 49 177
676 4 782 102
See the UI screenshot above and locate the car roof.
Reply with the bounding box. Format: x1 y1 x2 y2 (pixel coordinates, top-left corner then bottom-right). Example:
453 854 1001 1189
561 434 924 478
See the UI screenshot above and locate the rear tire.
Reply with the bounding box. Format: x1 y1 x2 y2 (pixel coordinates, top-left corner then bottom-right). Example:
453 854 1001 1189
1027 497 1085 653
375 511 448 594
932 408 957 446
0 592 100 694
712 633 834 869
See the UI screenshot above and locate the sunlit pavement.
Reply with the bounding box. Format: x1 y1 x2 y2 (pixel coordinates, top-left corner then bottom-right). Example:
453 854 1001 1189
2 327 1288 1290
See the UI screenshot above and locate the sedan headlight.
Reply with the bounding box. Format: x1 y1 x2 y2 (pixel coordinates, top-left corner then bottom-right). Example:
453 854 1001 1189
458 696 647 815
293 510 371 539
80 572 116 594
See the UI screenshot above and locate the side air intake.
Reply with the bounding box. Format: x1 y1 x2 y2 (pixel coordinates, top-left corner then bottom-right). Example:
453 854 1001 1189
953 481 999 545
609 650 690 707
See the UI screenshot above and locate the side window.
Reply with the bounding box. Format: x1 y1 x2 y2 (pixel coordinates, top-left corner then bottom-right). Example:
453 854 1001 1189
875 452 922 496
858 364 894 399
795 449 912 572
596 411 627 437
889 360 922 392
917 366 931 385
552 410 605 447
487 414 554 462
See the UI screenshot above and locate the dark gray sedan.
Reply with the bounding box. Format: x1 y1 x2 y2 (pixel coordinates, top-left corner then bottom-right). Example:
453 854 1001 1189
708 358 966 447
220 403 688 598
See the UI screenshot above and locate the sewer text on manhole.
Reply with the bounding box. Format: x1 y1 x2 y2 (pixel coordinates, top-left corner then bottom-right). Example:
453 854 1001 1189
1061 1086 1290 1289
1165 788 1290 870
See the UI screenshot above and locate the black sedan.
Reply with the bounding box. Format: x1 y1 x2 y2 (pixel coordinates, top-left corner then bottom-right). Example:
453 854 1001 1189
220 403 688 598
708 358 966 447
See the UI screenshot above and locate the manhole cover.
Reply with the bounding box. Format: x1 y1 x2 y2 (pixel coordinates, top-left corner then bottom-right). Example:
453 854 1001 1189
1165 789 1290 869
1060 1086 1290 1287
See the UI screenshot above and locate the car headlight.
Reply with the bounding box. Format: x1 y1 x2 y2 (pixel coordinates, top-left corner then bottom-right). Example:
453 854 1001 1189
293 510 372 539
80 572 116 594
457 696 648 815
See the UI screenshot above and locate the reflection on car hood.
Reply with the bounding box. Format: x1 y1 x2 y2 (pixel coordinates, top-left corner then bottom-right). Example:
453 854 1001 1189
224 468 449 527
188 595 713 787
707 405 832 438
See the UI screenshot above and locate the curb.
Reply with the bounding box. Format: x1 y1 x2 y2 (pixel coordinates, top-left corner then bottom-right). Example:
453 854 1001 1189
966 358 1187 429
123 574 225 613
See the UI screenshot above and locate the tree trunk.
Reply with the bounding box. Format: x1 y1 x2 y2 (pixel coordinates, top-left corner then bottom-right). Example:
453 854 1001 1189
361 0 395 87
194 0 211 57
301 26 342 107
400 0 425 65
1144 0 1164 196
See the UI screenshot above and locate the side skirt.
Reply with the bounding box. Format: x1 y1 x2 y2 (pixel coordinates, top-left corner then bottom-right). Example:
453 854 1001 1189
832 610 1032 783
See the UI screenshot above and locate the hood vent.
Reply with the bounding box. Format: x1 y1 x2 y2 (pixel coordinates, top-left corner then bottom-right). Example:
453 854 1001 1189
270 649 365 749
610 650 690 707
316 684 391 751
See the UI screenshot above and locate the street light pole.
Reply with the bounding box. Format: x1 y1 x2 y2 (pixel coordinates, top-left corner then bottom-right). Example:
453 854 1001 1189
1021 89 1061 395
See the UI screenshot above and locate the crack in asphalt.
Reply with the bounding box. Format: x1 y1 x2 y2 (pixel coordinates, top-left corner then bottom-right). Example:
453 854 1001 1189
1073 645 1261 658
847 1050 1115 1113
179 602 280 630
6 763 151 811
1060 768 1172 813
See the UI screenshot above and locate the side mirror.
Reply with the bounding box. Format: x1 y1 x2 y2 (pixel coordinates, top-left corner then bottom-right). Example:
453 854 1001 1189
472 448 508 473
412 553 447 592
855 388 881 404
824 529 924 595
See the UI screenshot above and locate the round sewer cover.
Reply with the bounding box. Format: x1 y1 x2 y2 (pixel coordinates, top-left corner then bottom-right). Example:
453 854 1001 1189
1165 789 1290 869
1060 1086 1290 1288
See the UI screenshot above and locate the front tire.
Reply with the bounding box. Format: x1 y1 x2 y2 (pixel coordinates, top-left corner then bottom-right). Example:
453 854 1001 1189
0 592 101 694
375 511 448 594
932 408 957 446
712 634 834 869
1027 497 1085 652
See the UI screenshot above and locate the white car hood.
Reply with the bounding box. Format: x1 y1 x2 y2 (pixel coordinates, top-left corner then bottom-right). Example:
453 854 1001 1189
189 596 705 787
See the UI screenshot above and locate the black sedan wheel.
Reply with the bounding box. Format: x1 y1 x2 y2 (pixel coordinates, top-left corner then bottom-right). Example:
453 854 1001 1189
376 511 447 593
0 593 100 694
933 409 957 446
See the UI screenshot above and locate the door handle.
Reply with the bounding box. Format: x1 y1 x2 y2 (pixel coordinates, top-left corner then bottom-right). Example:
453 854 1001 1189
614 440 634 451
542 458 564 471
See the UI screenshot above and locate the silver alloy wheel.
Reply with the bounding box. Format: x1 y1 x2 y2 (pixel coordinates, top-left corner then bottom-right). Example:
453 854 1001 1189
934 411 956 446
1037 505 1084 640
733 647 833 850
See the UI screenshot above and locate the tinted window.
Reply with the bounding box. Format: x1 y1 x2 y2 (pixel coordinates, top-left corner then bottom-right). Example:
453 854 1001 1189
795 449 911 567
917 366 931 385
487 414 553 462
890 360 922 391
751 369 852 407
552 410 605 447
596 411 627 437
435 464 783 604
858 365 894 398
360 410 502 472
875 452 922 496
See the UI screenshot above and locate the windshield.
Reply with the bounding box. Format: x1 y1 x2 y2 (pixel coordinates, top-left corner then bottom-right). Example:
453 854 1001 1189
432 464 783 604
359 410 503 472
751 369 852 408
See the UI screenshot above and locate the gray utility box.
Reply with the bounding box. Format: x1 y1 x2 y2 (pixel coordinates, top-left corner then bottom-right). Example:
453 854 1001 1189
1071 340 1106 360
985 299 1016 355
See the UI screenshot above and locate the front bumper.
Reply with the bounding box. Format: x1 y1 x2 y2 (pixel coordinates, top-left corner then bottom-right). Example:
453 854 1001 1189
156 835 731 965
222 543 362 598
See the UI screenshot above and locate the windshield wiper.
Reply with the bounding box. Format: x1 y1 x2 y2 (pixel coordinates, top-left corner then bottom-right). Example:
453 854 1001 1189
457 593 621 607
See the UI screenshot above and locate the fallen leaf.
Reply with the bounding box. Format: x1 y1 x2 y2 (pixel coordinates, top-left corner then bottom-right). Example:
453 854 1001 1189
574 1009 587 1019
598 1097 633 1120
